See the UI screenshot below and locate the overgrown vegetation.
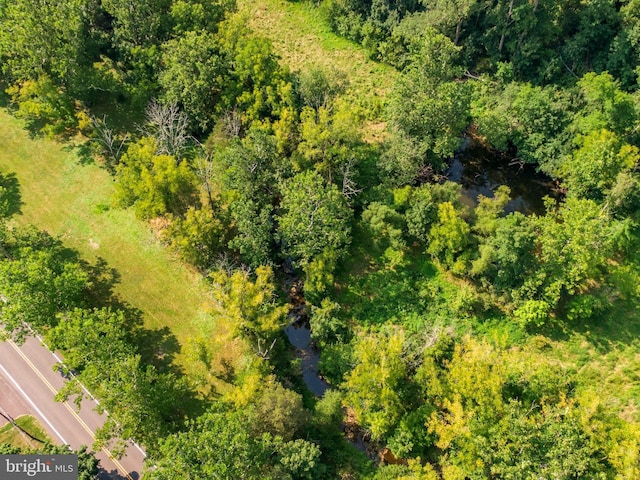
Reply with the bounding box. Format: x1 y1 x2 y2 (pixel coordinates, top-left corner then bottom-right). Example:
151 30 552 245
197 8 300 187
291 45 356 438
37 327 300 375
2 0 640 478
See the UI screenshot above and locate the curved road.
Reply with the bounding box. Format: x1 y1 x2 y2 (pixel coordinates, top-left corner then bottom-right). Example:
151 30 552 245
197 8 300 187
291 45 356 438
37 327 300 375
0 335 147 479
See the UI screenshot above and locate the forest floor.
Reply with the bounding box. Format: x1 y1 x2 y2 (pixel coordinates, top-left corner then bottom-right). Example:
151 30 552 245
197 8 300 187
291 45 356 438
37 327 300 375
0 109 240 386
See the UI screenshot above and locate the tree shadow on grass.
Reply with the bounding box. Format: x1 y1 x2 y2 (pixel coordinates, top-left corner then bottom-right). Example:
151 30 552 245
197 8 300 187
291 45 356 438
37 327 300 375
0 171 23 217
63 141 96 166
532 295 640 355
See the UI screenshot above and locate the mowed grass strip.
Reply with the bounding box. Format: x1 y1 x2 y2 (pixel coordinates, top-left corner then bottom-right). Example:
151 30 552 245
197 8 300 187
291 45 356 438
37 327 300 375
0 110 211 360
0 415 51 449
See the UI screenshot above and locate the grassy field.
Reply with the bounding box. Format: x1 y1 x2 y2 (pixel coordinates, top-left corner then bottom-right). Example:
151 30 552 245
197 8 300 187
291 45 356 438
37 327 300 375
0 415 51 449
0 110 231 374
236 0 396 138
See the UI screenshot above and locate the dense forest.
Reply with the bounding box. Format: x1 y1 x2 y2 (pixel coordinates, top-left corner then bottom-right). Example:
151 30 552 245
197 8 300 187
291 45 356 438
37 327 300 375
1 0 640 478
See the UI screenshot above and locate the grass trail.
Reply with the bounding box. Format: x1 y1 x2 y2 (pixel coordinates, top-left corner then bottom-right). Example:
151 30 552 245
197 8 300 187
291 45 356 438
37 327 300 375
237 0 396 138
0 110 215 367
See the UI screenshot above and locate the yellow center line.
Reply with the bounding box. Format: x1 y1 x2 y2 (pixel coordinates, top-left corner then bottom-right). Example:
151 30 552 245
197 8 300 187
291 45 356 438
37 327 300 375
7 339 135 480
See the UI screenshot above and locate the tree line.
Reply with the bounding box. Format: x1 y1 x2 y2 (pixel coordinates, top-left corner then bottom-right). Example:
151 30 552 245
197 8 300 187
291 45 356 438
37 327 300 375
2 0 640 478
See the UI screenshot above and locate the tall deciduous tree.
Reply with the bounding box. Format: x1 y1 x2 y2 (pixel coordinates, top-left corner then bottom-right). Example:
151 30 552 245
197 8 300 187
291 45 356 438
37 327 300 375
277 171 352 266
159 30 226 132
209 266 287 357
114 138 199 219
0 0 91 93
384 29 470 183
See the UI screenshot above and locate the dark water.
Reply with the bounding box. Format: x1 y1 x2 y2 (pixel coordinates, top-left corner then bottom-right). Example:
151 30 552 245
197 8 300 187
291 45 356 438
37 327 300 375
284 317 329 397
447 138 562 214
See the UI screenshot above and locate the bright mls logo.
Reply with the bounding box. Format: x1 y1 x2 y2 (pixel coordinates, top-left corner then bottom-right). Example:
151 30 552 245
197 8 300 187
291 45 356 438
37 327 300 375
0 455 77 479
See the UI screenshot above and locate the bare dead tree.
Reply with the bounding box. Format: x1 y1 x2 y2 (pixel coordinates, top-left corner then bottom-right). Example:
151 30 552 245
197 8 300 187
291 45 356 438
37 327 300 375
90 115 129 171
194 150 218 216
341 158 362 199
220 108 243 139
142 99 191 160
253 337 277 359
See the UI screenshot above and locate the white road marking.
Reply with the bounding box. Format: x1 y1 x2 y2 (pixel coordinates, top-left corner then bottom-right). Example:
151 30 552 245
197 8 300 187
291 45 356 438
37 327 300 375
0 362 68 445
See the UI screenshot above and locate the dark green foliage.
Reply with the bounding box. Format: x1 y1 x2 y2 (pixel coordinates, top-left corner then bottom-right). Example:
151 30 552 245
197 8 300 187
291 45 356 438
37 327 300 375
297 67 348 112
48 307 192 453
159 31 226 132
147 404 327 480
384 30 470 183
0 444 99 479
277 171 352 265
0 233 89 339
252 382 309 441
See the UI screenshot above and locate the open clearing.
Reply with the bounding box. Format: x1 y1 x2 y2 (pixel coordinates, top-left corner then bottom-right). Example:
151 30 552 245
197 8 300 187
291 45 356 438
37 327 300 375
0 110 215 370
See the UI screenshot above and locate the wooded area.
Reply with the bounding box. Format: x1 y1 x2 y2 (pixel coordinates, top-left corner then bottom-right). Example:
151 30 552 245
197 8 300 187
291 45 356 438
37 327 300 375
1 0 640 478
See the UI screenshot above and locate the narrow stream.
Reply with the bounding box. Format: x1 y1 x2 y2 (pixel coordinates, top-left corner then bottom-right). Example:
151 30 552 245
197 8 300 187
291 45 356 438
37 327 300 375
284 315 329 398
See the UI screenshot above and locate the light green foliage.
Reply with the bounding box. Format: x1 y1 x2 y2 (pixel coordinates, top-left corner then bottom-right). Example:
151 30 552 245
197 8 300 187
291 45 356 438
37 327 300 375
309 298 349 346
472 185 511 237
0 0 89 89
115 138 199 219
170 0 235 34
209 265 287 349
303 249 339 304
7 77 78 137
277 171 352 265
147 407 276 479
278 439 326 480
362 201 407 266
166 206 227 270
296 104 362 185
147 405 326 480
525 197 622 312
562 129 639 201
609 170 640 220
159 30 225 131
573 71 637 137
47 308 132 372
405 182 462 242
427 201 471 274
344 328 408 441
218 17 296 128
419 338 623 478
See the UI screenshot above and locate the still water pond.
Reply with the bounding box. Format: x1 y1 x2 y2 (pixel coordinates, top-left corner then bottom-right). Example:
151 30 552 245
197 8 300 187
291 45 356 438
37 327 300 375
446 137 562 215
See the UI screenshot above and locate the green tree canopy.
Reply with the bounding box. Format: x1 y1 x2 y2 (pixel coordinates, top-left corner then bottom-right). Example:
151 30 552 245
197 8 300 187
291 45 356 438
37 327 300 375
277 171 352 265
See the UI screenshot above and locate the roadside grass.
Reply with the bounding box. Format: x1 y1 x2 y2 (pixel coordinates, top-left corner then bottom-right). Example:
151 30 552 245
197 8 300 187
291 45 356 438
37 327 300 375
236 0 396 132
0 415 51 449
0 109 238 385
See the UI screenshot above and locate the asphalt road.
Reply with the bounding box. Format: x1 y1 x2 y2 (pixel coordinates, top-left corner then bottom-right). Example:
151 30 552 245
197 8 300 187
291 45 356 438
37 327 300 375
0 335 147 479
